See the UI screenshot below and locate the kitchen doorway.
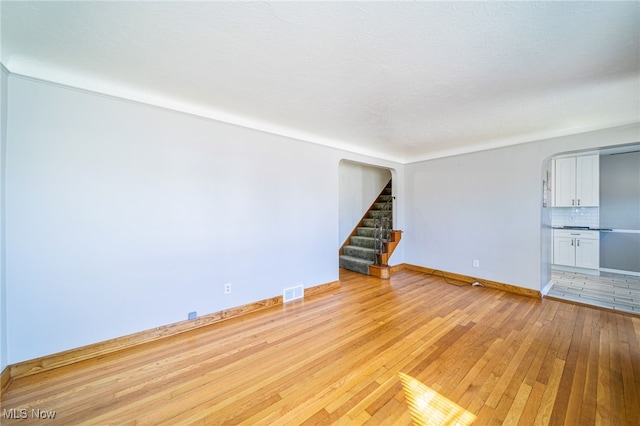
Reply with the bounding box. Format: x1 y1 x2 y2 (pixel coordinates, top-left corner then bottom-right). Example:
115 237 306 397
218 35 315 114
546 144 640 314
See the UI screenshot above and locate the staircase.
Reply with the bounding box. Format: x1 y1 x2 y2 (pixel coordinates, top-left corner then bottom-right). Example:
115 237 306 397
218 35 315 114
339 181 402 279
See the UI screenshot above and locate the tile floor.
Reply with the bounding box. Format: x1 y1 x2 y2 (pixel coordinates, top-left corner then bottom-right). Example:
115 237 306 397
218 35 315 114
549 270 640 315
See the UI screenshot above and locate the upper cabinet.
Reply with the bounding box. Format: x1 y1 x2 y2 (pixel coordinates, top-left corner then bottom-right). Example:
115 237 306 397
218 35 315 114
553 154 599 207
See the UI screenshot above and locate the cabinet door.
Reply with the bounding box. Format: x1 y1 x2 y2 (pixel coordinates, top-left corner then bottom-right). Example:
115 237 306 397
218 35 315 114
554 157 576 207
553 237 576 266
575 238 599 269
576 154 599 207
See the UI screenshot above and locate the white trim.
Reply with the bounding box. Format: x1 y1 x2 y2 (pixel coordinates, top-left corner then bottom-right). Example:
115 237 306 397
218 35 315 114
5 70 402 164
599 268 640 277
3 62 638 165
551 265 600 276
541 279 554 296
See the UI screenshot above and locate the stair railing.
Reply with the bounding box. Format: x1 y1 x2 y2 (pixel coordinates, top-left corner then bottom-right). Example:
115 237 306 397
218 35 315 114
374 196 394 266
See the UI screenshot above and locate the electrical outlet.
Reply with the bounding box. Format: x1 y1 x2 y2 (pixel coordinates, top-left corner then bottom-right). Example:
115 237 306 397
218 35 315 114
188 311 197 320
224 283 231 294
473 259 480 268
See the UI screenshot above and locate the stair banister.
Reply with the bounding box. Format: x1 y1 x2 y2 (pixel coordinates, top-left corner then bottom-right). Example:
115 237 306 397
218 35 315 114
374 196 394 266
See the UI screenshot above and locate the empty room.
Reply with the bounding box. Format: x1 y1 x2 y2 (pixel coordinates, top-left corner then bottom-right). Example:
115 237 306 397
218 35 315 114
1 1 639 425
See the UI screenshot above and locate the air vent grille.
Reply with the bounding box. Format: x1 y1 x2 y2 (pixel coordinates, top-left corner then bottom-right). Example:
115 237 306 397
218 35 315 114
283 285 304 303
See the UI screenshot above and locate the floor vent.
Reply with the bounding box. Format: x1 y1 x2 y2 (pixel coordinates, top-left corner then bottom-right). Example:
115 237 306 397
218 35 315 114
283 285 304 303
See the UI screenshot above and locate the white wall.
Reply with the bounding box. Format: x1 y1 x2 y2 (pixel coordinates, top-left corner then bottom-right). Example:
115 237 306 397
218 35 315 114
338 161 391 244
4 69 633 366
600 151 640 273
3 75 403 364
1 66 8 372
404 123 639 291
600 151 640 229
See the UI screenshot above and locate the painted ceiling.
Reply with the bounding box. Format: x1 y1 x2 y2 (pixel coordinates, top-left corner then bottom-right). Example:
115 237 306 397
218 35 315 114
2 1 639 163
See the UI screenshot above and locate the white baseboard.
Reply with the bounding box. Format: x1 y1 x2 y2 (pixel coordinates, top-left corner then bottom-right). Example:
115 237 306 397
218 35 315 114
551 265 600 276
541 279 554 296
599 267 640 277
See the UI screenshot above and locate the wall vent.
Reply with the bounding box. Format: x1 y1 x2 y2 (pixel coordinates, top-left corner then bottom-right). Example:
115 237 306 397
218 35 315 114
283 285 304 303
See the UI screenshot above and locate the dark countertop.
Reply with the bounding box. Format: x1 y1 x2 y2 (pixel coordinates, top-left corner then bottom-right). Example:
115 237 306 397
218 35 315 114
552 226 613 231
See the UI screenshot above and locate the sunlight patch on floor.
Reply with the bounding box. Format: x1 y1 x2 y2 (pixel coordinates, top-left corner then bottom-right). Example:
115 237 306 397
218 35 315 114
399 372 476 425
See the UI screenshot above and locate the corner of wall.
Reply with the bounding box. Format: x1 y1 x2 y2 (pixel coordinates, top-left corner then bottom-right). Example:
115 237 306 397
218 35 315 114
1 65 9 372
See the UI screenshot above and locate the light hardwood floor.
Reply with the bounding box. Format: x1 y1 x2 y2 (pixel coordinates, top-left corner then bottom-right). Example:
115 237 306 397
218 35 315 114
2 269 639 425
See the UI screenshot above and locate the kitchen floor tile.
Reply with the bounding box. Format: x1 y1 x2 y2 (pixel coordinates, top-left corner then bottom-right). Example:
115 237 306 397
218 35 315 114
548 270 640 315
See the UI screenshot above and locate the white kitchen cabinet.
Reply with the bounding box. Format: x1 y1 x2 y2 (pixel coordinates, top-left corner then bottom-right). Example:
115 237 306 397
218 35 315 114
553 234 575 266
575 237 600 269
553 229 599 270
576 155 599 206
554 157 575 207
554 154 599 207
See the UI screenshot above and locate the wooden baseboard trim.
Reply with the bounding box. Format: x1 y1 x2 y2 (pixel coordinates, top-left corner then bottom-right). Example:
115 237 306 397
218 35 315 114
390 264 407 272
399 264 542 299
305 280 340 298
6 279 340 383
1 365 11 396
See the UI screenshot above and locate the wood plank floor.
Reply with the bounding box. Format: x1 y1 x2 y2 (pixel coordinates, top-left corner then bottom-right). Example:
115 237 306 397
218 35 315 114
2 269 639 425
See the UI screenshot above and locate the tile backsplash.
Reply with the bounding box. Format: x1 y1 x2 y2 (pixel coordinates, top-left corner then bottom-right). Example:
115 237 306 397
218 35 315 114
551 207 599 228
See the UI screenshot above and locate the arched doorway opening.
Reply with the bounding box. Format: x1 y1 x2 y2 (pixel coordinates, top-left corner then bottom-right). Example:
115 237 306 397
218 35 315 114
338 160 398 277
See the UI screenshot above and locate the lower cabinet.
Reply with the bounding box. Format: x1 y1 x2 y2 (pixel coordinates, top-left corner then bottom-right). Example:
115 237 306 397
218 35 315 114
553 230 599 270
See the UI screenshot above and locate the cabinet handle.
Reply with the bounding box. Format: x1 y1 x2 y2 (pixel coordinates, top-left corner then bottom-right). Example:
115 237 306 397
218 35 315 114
577 240 580 247
571 239 574 246
572 199 575 206
577 199 580 206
